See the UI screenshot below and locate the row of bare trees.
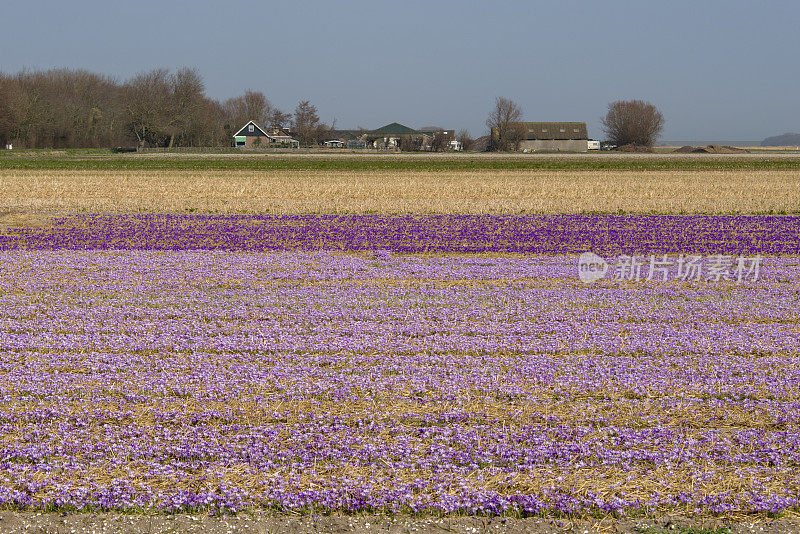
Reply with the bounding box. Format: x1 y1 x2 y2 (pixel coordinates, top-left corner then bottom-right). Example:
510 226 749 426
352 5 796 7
0 67 334 148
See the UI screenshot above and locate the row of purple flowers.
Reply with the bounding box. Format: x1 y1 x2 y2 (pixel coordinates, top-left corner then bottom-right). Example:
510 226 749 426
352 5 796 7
1 214 799 253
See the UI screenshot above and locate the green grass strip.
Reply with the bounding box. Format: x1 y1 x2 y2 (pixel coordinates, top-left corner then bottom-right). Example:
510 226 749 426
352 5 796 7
2 153 800 172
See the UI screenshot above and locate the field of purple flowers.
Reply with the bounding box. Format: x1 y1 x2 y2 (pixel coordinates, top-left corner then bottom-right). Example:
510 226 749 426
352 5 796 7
0 215 798 518
2 214 800 254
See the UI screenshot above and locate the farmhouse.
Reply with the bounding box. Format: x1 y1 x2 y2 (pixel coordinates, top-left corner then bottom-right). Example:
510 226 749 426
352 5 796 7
232 121 270 148
232 121 299 148
493 122 590 152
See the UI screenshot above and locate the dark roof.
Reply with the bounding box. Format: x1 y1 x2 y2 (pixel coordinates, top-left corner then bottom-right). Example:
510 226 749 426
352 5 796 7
370 122 420 135
232 121 270 138
418 127 455 135
268 127 293 137
519 122 588 140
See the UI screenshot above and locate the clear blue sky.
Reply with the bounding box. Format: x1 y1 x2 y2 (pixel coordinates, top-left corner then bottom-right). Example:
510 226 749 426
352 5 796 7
2 1 798 141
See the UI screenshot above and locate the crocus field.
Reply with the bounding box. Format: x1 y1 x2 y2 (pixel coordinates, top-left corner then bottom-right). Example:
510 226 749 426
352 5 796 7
0 214 798 518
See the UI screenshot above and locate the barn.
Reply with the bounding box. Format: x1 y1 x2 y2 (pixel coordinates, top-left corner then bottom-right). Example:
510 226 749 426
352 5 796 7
517 122 589 152
366 122 424 149
491 122 590 152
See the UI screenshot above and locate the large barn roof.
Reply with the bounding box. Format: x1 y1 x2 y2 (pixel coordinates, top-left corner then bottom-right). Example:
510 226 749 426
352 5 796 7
520 122 588 140
370 122 420 135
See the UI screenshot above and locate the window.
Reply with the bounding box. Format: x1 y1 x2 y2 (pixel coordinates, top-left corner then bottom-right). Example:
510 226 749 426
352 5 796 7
574 129 579 133
248 124 254 132
560 128 566 132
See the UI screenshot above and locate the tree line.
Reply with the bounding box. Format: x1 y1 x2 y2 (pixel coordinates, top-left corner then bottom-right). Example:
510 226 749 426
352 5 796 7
0 67 332 149
0 67 664 151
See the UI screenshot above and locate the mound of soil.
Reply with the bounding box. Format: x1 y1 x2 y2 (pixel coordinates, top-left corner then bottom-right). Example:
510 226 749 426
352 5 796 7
675 145 750 154
693 144 749 154
616 144 654 153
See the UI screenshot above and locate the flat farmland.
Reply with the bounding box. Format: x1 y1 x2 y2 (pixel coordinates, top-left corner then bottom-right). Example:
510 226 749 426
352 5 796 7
1 251 799 516
2 153 800 218
0 153 799 532
1 169 800 216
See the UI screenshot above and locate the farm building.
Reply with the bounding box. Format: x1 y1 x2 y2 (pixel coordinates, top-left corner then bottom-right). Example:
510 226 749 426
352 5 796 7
320 130 365 149
366 122 426 149
364 123 458 150
232 121 299 148
419 127 457 151
520 122 588 152
266 127 300 147
492 122 590 152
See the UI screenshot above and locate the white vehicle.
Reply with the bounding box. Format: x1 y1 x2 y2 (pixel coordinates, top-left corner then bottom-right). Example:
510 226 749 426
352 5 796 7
587 140 600 150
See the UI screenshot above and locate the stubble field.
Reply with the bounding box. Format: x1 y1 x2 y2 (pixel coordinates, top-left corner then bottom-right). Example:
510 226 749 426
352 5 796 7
0 153 799 533
2 168 800 216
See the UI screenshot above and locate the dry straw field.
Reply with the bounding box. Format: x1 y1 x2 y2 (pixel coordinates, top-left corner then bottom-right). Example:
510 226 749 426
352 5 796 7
1 168 800 218
2 153 800 221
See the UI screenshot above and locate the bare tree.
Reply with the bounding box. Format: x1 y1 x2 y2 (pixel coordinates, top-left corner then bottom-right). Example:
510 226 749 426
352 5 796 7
486 96 523 151
0 102 11 147
293 100 321 146
507 122 528 151
51 69 124 148
601 99 664 148
397 135 422 151
242 90 271 126
167 67 205 147
0 75 16 147
193 98 227 147
124 69 173 147
223 90 273 133
429 131 448 152
266 109 290 130
456 129 473 151
6 71 56 148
